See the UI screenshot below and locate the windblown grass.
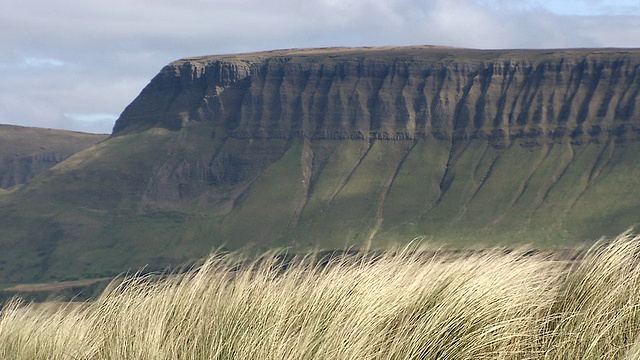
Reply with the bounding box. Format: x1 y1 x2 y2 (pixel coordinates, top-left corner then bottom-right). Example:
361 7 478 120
2 232 640 359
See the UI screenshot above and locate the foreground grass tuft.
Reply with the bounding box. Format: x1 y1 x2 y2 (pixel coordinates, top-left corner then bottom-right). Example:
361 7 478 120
2 232 640 359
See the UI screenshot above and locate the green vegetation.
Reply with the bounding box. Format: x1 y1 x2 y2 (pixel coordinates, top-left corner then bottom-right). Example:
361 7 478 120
2 231 640 359
3 47 640 283
0 124 107 190
2 122 640 283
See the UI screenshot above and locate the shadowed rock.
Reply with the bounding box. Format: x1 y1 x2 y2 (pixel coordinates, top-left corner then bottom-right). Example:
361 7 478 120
0 125 107 189
114 46 640 147
2 46 640 284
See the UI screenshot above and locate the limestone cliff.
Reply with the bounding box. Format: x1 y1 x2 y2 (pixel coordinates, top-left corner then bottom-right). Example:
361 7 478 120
3 46 640 283
114 46 640 146
0 125 107 189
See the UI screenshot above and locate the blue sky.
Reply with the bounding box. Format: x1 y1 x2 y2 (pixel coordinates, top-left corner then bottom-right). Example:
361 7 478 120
1 0 639 134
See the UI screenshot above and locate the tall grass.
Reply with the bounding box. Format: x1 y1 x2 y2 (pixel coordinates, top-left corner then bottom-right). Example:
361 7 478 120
2 232 640 359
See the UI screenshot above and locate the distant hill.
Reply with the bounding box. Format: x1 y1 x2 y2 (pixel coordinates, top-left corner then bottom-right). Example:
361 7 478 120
0 125 107 189
1 46 640 283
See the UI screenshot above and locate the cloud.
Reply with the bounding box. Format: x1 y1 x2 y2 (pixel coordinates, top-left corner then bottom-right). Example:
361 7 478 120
532 0 640 16
1 0 639 133
22 57 65 68
64 113 118 123
63 113 118 134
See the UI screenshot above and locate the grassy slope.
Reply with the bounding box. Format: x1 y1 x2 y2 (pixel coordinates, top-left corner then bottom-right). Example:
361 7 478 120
1 121 640 282
218 138 307 248
219 135 640 250
0 128 185 282
0 125 107 157
0 125 107 189
374 139 640 248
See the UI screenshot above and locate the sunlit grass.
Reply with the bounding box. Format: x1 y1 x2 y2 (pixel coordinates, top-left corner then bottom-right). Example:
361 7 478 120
2 232 640 359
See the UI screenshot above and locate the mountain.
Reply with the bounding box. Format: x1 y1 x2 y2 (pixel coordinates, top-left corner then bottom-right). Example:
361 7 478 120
0 125 107 189
1 46 640 283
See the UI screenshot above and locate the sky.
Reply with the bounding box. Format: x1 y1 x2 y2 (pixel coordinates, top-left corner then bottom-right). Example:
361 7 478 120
1 0 640 134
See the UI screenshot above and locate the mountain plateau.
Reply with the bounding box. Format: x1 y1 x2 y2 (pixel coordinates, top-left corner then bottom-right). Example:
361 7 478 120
1 46 640 283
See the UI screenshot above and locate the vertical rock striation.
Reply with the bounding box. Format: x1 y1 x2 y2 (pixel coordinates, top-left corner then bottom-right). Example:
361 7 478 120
107 46 640 247
4 46 640 283
114 46 640 146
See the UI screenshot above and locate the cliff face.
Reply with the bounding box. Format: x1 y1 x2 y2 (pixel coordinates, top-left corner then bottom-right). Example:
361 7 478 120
105 46 640 246
0 125 107 189
114 46 640 146
3 46 640 283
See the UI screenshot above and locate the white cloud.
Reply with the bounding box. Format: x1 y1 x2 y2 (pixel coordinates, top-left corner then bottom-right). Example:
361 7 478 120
63 113 118 123
1 0 639 133
63 113 118 134
21 57 65 68
533 0 640 16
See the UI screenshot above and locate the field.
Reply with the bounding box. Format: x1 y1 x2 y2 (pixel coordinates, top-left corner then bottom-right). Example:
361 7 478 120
2 232 640 359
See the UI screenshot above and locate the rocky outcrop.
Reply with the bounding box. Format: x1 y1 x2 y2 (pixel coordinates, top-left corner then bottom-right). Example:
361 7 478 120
114 46 640 147
4 46 640 284
0 125 107 188
106 47 640 234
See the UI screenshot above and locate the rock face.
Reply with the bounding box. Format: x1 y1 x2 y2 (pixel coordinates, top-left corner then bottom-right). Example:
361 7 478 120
0 125 107 189
114 46 640 146
3 46 640 283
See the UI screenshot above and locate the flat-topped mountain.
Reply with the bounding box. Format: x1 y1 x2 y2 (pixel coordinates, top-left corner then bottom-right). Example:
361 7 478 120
0 125 107 189
1 46 640 283
115 46 640 145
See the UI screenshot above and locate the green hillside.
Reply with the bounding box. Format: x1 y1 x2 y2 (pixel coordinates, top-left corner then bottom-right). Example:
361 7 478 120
1 122 639 283
2 46 640 283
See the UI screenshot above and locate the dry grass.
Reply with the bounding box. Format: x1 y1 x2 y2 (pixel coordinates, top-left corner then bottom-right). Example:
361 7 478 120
2 232 640 359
